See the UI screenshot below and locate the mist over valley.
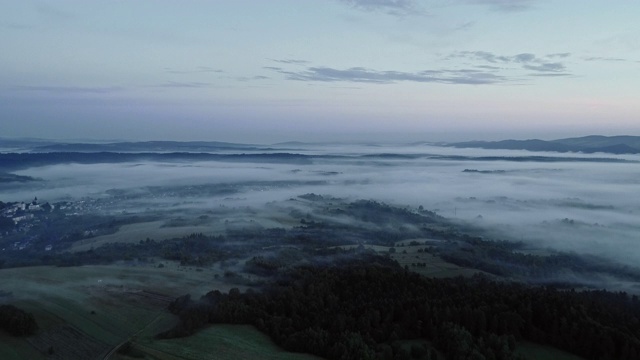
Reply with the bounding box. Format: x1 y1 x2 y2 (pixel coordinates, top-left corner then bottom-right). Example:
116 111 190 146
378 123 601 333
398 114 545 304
2 140 640 360
3 140 638 267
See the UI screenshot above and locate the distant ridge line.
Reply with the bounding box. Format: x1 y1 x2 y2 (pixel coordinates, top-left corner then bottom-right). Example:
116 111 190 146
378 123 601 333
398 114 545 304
445 135 640 155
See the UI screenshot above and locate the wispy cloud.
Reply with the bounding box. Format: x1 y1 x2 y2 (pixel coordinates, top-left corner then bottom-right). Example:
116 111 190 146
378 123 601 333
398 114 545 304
547 53 571 58
0 22 34 30
271 66 507 85
475 65 502 70
583 56 627 62
449 51 571 76
157 81 211 88
523 62 565 72
450 51 532 64
528 73 572 77
12 85 124 94
461 0 537 12
164 66 224 74
343 0 536 14
35 3 75 21
237 75 270 82
338 0 424 16
269 59 310 65
267 49 575 86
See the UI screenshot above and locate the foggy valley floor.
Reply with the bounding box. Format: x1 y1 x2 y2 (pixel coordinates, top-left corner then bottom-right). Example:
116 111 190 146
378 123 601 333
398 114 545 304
1 140 640 360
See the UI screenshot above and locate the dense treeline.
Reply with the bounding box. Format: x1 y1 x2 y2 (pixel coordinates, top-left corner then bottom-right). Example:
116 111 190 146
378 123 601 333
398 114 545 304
160 257 640 360
0 304 38 336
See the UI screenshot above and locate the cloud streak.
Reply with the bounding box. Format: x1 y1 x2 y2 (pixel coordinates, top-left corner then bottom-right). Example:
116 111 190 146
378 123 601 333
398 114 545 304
461 0 537 12
449 51 572 76
12 85 125 94
272 66 507 85
338 0 423 16
164 66 224 74
157 81 211 88
269 59 310 65
583 56 627 62
267 50 574 86
236 75 270 82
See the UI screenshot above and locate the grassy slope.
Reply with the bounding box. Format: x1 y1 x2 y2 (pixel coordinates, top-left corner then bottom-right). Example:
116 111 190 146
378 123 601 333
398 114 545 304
68 221 217 253
0 264 322 360
128 323 324 360
0 335 44 360
517 341 585 360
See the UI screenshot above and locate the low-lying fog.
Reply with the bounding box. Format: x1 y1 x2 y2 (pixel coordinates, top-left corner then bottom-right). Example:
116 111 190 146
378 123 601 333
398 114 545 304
2 144 639 266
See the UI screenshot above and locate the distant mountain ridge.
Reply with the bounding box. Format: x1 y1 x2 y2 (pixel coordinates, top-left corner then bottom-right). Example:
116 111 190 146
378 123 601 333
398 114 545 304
446 135 640 154
29 141 270 153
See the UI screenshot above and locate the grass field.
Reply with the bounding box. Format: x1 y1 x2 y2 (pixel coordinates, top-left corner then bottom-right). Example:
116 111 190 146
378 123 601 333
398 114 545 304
68 207 301 254
335 240 482 278
393 239 485 278
517 341 585 360
0 263 257 359
393 250 482 278
0 335 43 360
69 221 218 253
122 322 323 360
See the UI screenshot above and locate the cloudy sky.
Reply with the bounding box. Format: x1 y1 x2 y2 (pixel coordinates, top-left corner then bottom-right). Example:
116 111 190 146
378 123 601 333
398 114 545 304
1 0 639 143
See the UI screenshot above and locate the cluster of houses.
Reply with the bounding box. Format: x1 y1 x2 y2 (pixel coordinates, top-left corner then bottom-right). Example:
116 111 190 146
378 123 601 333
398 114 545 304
1 197 52 225
0 197 55 251
1 195 121 252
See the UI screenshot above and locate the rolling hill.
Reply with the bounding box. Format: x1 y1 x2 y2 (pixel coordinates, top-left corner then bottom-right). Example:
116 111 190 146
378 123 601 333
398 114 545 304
446 135 640 154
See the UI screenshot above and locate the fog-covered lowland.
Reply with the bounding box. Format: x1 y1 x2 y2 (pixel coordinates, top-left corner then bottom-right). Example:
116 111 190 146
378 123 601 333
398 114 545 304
3 139 640 359
2 140 638 268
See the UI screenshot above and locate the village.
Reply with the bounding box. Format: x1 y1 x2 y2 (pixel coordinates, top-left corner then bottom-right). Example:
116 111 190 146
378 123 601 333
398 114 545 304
0 184 236 254
0 196 117 253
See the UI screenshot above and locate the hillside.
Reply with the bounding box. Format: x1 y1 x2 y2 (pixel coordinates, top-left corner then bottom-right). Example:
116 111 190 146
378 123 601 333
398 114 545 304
447 135 640 154
29 140 268 153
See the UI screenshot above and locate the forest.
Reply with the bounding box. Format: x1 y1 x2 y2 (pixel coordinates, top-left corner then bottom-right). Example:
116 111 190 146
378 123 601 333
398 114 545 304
0 304 38 337
160 254 640 360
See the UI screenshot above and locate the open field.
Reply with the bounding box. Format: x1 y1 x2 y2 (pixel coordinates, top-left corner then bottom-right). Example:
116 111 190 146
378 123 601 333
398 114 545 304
335 240 483 278
0 336 43 360
68 206 302 254
392 239 485 278
395 238 446 247
121 323 324 360
392 250 483 278
517 341 585 360
331 244 392 253
69 221 218 253
0 263 257 359
513 248 558 257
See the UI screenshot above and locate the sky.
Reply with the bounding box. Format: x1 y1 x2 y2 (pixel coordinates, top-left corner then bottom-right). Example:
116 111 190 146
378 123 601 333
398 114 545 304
0 0 639 143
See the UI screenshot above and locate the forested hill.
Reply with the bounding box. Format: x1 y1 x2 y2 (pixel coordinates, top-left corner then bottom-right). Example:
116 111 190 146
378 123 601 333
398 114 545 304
446 135 640 154
161 257 640 360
